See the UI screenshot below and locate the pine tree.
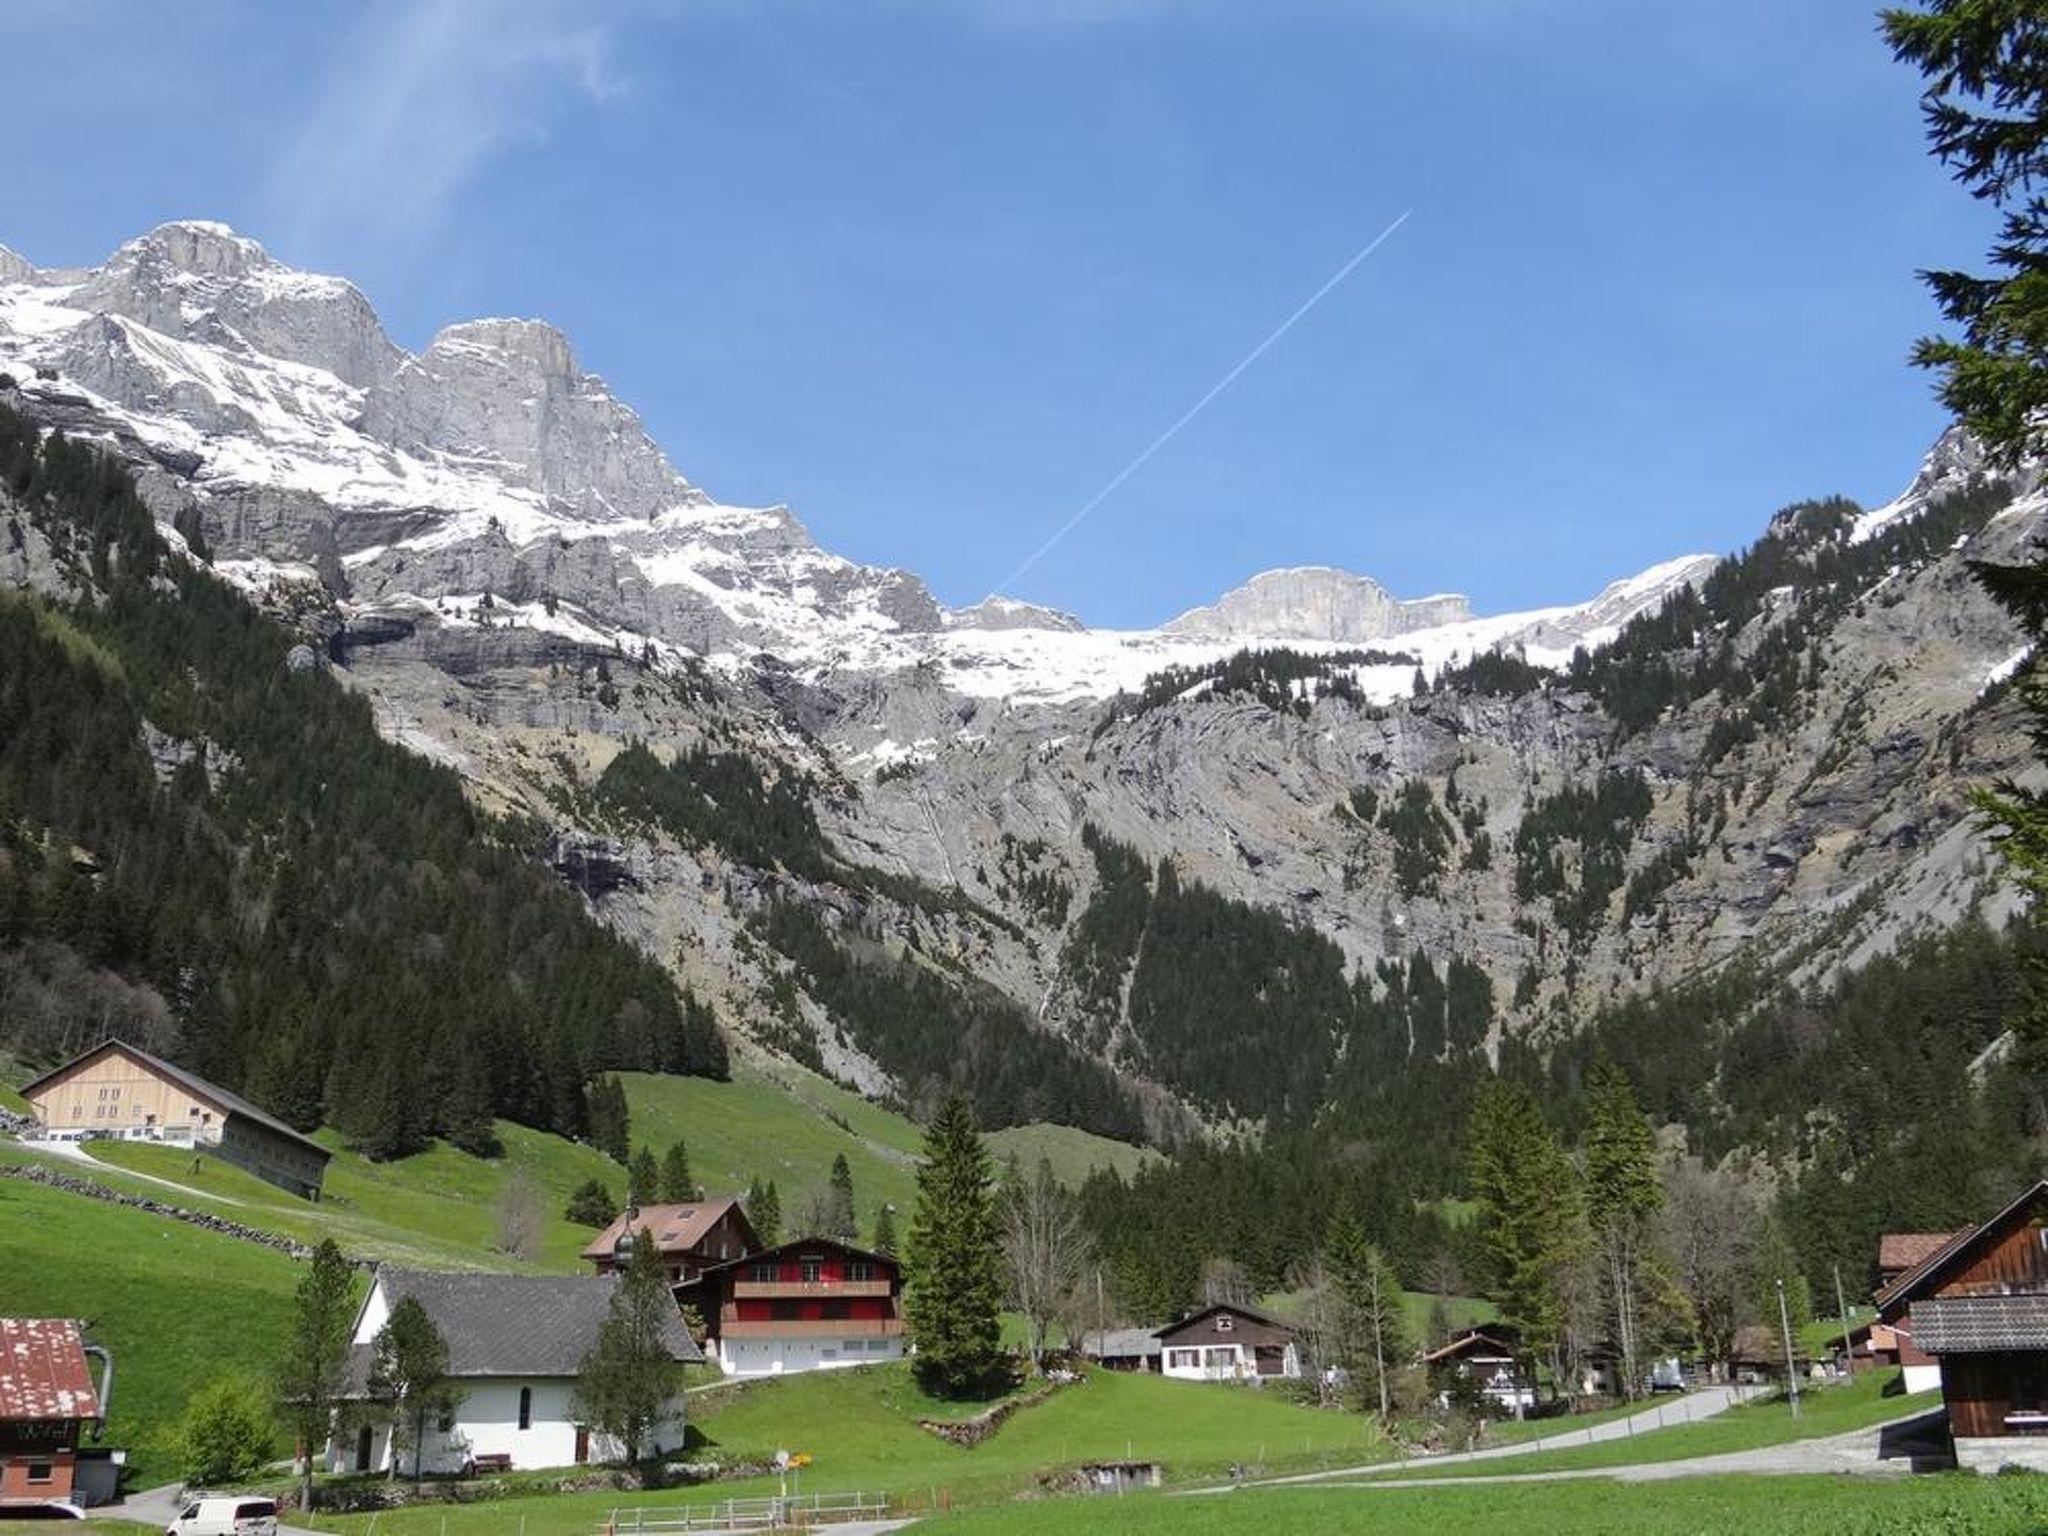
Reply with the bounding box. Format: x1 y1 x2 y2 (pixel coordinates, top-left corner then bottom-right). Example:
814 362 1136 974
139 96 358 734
1467 1078 1584 1396
872 1202 898 1258
276 1239 354 1511
564 1178 620 1228
826 1153 858 1242
1885 3 2048 1122
443 1054 500 1158
629 1146 661 1208
366 1296 464 1488
755 1180 783 1245
1754 1216 1813 1381
904 1093 1004 1396
661 1141 697 1203
1582 1059 1663 1399
1325 1213 1410 1420
573 1235 683 1475
587 1076 630 1164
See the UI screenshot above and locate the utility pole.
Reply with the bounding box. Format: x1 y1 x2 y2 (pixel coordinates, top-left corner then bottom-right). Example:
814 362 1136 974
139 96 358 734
1834 1264 1856 1378
1776 1278 1801 1419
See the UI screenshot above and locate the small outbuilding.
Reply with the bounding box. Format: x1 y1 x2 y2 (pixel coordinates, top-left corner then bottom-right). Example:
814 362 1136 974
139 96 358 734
1077 1328 1163 1373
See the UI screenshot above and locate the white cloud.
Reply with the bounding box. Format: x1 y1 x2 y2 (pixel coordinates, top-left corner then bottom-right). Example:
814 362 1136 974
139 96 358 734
267 0 657 251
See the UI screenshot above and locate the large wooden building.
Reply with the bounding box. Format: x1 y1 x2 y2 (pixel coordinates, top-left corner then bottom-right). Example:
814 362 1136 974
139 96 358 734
1876 1180 2048 1472
20 1040 329 1199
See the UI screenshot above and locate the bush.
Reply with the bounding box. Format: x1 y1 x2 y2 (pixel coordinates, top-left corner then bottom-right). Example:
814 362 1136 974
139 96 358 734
179 1374 276 1485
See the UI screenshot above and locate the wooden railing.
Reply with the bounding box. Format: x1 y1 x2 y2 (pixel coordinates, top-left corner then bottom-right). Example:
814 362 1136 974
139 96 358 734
599 1493 889 1532
729 1280 894 1300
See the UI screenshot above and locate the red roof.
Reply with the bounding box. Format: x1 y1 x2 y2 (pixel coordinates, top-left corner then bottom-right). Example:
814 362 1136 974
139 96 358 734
0 1319 99 1423
1878 1232 1962 1275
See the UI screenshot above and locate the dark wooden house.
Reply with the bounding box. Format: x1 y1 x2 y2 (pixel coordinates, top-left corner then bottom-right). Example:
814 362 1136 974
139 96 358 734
1424 1325 1535 1414
1876 1180 2048 1472
1876 1230 1962 1393
1154 1303 1301 1383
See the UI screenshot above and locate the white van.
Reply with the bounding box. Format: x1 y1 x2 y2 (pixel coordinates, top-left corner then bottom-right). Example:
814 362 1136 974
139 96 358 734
165 1497 278 1536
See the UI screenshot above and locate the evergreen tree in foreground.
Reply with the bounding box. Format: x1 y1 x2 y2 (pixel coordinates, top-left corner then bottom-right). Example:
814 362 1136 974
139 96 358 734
366 1296 464 1488
1886 0 2048 1124
276 1239 354 1511
1582 1059 1664 1400
904 1093 1005 1395
573 1236 682 1476
872 1202 898 1258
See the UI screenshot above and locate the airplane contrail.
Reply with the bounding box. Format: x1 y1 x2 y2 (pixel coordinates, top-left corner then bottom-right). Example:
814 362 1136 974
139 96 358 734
986 208 1412 603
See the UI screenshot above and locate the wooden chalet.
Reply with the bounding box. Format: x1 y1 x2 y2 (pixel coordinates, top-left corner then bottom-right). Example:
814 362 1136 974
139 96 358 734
686 1236 905 1378
582 1197 760 1287
1876 1230 1962 1392
1155 1303 1302 1383
0 1320 108 1511
1876 1180 2048 1472
1424 1325 1535 1415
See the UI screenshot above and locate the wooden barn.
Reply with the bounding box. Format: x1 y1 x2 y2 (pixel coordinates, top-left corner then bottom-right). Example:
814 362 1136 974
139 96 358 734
1876 1180 2048 1472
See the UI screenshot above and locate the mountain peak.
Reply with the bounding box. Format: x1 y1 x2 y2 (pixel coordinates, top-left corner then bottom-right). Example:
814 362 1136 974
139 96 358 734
1163 565 1473 642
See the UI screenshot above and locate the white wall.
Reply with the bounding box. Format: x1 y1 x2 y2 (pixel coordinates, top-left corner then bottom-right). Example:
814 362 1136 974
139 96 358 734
324 1379 685 1475
714 1335 903 1379
1159 1343 1301 1383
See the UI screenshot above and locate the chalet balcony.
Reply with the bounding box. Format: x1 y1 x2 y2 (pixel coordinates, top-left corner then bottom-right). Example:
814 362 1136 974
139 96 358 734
730 1279 895 1300
720 1316 905 1339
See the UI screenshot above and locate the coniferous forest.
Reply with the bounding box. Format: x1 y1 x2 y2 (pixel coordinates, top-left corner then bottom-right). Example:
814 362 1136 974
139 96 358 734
0 402 727 1158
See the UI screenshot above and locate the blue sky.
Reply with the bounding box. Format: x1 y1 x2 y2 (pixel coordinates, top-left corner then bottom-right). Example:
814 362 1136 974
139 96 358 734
0 1 1994 626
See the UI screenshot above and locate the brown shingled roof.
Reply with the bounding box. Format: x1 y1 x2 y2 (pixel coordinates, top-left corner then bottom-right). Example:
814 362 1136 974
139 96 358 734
0 1319 99 1424
580 1198 744 1262
1878 1232 1961 1275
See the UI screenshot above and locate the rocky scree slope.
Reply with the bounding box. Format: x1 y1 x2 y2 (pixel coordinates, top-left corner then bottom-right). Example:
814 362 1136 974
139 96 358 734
0 222 2037 1137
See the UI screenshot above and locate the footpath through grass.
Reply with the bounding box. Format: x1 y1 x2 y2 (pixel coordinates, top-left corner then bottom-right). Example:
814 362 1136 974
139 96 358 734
305 1363 1386 1536
918 1473 2048 1536
1364 1369 1937 1479
0 1174 305 1486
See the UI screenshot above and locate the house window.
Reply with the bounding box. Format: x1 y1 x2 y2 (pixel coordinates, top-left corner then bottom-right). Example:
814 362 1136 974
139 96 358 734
25 1462 53 1485
1167 1349 1200 1370
800 1258 823 1284
517 1387 532 1431
1204 1347 1236 1369
750 1262 778 1283
846 1261 873 1282
1215 1316 1234 1333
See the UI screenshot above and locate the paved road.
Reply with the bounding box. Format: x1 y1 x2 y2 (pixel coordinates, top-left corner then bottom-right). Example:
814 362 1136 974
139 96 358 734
1247 1384 1748 1489
27 1139 248 1207
1257 1406 1949 1492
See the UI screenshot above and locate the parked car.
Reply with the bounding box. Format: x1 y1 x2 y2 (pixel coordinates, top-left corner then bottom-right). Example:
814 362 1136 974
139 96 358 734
1648 1357 1686 1393
165 1497 277 1536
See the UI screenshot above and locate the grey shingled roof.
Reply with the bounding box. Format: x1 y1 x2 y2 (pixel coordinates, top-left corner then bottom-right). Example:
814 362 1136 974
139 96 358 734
1911 1295 2048 1354
357 1269 702 1382
1079 1328 1162 1359
20 1039 329 1162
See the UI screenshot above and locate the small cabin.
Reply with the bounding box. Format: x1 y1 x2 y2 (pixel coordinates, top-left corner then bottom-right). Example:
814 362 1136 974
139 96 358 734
1154 1304 1301 1383
1424 1325 1535 1415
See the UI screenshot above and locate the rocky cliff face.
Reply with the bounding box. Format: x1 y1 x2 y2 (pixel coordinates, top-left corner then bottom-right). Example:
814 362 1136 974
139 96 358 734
1 221 2034 1130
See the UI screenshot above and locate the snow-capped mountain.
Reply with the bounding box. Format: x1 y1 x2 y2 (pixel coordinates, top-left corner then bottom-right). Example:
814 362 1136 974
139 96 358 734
0 221 1715 705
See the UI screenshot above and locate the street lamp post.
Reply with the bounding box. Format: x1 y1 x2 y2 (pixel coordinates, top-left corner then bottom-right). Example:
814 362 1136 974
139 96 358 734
1775 1278 1801 1419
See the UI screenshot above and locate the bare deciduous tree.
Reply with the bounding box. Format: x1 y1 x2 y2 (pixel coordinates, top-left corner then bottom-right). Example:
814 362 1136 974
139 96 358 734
1201 1256 1253 1310
1660 1155 1759 1375
1001 1159 1091 1371
493 1168 543 1261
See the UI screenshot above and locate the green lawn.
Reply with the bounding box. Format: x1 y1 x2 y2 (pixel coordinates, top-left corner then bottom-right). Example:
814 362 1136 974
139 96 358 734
620 1063 1150 1245
5 1117 623 1273
915 1474 2048 1535
1367 1370 1940 1479
306 1364 1386 1536
0 1174 307 1487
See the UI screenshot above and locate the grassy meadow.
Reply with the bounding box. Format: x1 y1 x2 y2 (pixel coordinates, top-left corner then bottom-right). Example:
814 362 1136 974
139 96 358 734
915 1474 2048 1536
